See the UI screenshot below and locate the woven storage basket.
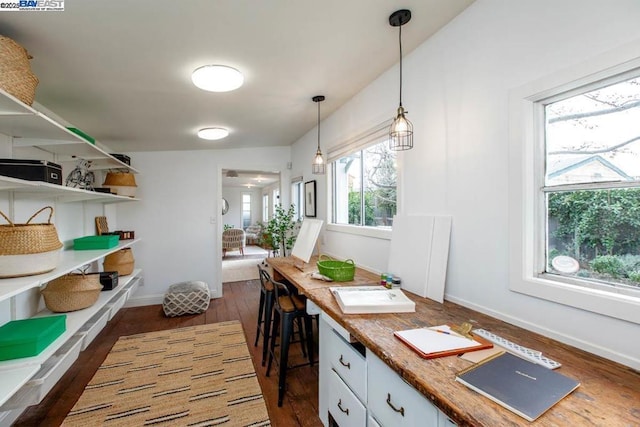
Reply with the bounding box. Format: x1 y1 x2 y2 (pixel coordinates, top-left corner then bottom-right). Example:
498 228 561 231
317 255 355 282
103 248 135 276
41 274 102 313
0 206 63 278
103 172 137 187
0 36 39 105
102 172 137 197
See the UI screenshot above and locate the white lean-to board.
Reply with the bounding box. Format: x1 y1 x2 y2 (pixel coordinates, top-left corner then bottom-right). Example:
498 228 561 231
387 215 452 303
291 218 323 263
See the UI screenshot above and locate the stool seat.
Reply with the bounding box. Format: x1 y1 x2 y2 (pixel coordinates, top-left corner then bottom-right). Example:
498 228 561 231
278 294 306 312
162 281 210 317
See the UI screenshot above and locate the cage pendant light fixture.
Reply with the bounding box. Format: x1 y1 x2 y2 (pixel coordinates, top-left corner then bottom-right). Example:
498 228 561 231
389 9 413 151
312 95 326 175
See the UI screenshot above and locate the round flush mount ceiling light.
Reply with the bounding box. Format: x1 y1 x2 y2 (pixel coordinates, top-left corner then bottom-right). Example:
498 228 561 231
198 127 229 140
191 65 244 92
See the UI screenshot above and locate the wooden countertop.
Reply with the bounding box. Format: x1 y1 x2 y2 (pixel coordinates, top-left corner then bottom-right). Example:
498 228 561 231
268 256 640 426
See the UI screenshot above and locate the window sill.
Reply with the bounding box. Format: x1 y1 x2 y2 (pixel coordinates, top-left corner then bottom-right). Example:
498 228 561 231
326 223 392 240
509 274 640 324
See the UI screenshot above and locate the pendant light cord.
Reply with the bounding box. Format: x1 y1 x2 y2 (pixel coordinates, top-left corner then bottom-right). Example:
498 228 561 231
398 23 403 108
317 100 321 150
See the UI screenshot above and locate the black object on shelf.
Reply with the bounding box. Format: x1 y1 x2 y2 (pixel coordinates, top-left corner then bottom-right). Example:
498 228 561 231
110 154 131 165
0 159 63 185
86 271 119 291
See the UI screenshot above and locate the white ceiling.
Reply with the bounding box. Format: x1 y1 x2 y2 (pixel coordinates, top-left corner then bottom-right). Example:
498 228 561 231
222 169 279 189
0 0 474 153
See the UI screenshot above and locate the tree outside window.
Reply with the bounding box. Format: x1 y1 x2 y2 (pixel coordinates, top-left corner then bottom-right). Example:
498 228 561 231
543 74 640 289
333 139 397 227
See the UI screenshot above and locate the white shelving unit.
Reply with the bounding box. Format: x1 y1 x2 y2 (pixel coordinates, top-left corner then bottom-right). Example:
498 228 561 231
0 240 140 302
0 271 141 409
0 175 139 203
0 88 139 173
0 88 143 416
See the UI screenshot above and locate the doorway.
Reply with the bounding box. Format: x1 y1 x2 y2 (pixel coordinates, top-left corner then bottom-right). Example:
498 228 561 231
220 169 280 283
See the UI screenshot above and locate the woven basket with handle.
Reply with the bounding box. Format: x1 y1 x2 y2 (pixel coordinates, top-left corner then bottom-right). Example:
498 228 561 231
0 35 39 105
103 248 135 276
0 206 63 255
317 254 355 282
41 273 102 312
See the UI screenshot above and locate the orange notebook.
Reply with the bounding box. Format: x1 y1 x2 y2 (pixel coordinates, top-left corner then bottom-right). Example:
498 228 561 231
394 325 493 359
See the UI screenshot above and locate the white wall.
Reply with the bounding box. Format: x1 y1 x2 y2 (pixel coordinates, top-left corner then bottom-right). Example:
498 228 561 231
118 146 290 303
291 0 640 368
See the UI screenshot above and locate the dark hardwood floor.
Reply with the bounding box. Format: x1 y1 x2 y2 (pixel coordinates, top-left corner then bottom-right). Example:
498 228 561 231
13 280 323 427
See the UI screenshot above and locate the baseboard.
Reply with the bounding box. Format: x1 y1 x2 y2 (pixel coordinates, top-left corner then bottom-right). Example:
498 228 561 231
125 287 222 308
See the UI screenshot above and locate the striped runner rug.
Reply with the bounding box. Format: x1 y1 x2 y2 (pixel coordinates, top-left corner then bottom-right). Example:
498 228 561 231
62 320 270 426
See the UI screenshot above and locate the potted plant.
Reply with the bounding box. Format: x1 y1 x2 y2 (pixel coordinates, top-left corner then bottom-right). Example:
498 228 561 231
264 204 300 257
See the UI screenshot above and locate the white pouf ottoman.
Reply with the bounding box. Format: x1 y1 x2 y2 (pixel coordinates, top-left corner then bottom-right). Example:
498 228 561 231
162 281 211 317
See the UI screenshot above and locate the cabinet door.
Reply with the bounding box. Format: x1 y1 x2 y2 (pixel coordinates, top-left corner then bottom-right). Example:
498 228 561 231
367 352 438 427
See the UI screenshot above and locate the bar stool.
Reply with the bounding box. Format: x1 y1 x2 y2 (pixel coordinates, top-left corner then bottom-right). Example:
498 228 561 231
255 264 275 366
265 273 315 407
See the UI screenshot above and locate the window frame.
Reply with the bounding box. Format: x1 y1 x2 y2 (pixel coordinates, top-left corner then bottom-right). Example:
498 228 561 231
241 192 251 229
291 177 304 221
327 120 397 239
508 45 640 324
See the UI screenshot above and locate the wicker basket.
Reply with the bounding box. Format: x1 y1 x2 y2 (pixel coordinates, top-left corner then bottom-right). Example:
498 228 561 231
0 36 39 106
103 172 137 187
317 255 355 282
103 248 135 276
0 206 63 278
102 172 137 197
41 274 102 312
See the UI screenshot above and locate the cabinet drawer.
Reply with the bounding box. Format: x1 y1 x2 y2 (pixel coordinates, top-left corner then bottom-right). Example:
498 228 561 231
0 335 83 410
327 327 366 402
329 368 366 427
76 308 110 350
106 289 129 320
367 352 438 427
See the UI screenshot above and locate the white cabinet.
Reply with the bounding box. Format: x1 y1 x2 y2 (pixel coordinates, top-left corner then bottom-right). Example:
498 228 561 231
0 88 142 420
367 352 438 427
319 311 457 427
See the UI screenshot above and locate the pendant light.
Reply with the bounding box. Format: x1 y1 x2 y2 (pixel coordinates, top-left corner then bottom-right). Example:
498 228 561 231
388 9 413 151
312 95 326 175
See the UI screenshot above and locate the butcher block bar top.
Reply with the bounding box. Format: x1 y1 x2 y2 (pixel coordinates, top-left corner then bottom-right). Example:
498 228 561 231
268 256 640 426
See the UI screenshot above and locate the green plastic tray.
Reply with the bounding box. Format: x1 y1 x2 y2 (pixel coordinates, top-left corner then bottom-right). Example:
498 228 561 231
66 127 95 144
0 315 66 361
74 235 120 250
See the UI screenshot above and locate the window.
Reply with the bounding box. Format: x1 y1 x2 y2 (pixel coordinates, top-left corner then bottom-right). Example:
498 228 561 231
509 46 640 324
262 193 269 222
242 193 251 228
543 74 640 292
292 179 304 221
331 137 397 228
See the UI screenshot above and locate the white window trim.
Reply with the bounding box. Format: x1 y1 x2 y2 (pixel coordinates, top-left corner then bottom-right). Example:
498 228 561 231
508 42 640 325
326 223 392 240
328 119 397 236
